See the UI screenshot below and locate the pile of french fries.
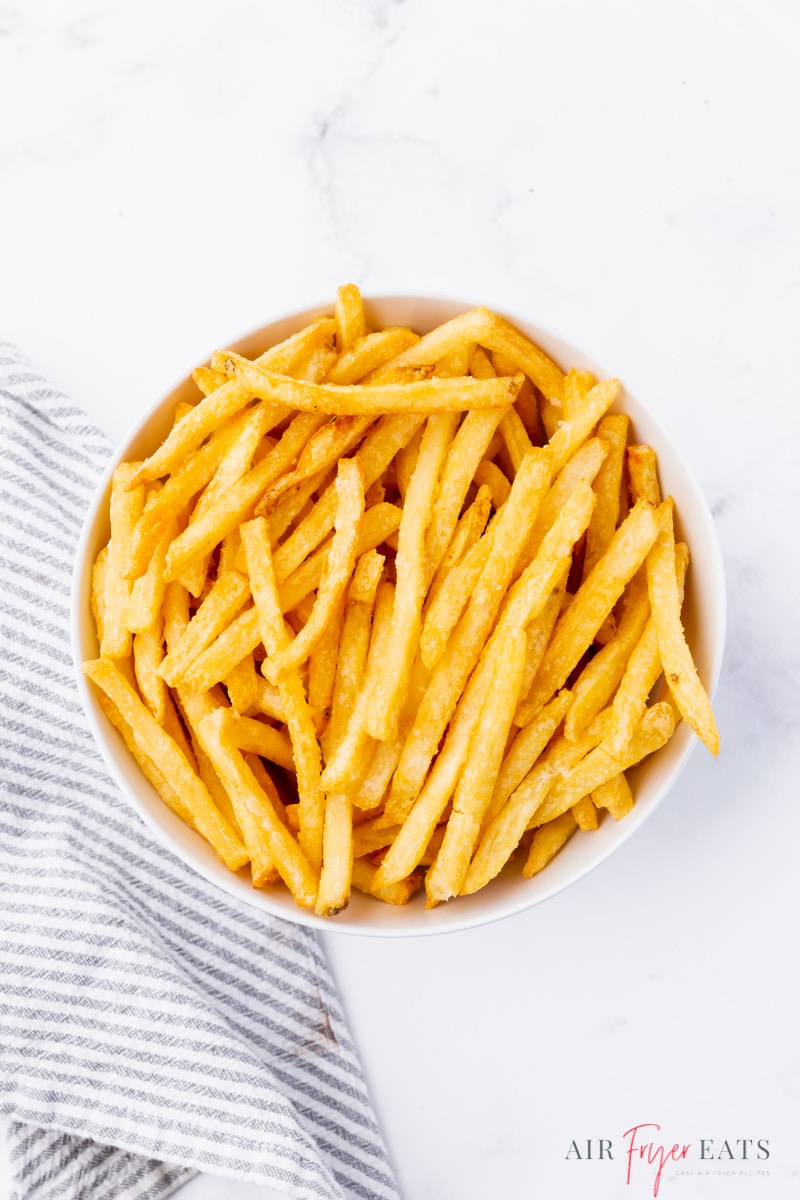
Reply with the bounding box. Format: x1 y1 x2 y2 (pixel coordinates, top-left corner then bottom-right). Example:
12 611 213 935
84 286 718 916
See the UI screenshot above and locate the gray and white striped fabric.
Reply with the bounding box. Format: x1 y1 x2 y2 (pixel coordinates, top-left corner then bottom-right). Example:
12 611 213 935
0 343 400 1200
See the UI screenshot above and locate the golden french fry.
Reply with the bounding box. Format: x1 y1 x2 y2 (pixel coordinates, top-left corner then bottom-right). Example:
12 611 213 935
366 413 459 740
473 459 511 507
386 448 552 824
192 366 229 396
603 543 689 761
521 499 662 720
256 415 372 516
351 858 422 905
334 283 366 355
325 327 420 385
198 708 317 901
91 545 109 648
498 406 534 475
263 458 365 684
132 627 167 724
547 379 619 476
222 653 260 716
226 351 521 415
158 569 251 687
316 791 353 916
536 701 677 824
420 531 493 671
571 796 599 831
647 502 719 754
133 318 337 485
125 519 175 634
181 606 259 693
560 569 651 741
462 713 612 894
483 690 572 832
102 462 145 658
229 714 294 770
523 812 578 877
592 772 634 820
423 407 508 578
319 580 395 796
84 658 247 870
163 412 326 582
582 413 629 579
627 444 662 506
425 626 528 906
241 517 325 871
425 484 492 611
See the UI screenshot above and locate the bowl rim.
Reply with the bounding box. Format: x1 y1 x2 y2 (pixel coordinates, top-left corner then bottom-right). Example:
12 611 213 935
71 294 726 937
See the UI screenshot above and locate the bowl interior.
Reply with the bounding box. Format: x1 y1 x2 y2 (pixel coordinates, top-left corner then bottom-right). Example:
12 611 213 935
72 297 726 936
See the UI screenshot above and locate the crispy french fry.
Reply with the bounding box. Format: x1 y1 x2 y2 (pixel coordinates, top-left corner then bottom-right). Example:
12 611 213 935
523 812 579 877
133 626 167 724
133 318 336 485
386 449 552 824
241 517 325 871
366 414 459 740
423 407 508 578
334 283 366 354
647 503 719 754
91 545 109 648
351 858 422 905
84 658 247 870
560 569 651 741
473 459 511 507
325 327 420 385
426 627 528 905
226 351 521 415
627 444 662 506
592 772 634 820
571 796 599 830
535 701 677 824
158 569 251 687
582 413 629 579
521 500 662 720
603 543 689 761
198 708 317 901
102 463 145 658
262 459 365 684
483 690 572 833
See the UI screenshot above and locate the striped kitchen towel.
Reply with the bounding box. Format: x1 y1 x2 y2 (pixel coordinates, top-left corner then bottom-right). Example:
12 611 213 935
0 343 400 1200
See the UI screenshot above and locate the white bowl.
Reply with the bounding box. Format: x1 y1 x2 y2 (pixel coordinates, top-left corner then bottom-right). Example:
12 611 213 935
71 297 726 937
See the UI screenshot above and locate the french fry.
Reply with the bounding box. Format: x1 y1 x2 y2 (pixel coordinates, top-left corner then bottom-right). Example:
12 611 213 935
163 412 326 582
366 413 459 740
582 414 629 579
592 772 634 820
198 708 317 902
226 351 521 415
571 796 599 830
473 459 511 507
627 444 662 506
462 712 612 894
158 569 251 686
420 531 493 670
425 484 492 610
386 449 552 823
262 458 365 684
423 407 508 578
523 812 579 877
547 379 619 476
132 626 167 724
560 568 651 741
84 658 247 870
132 317 337 485
647 502 719 754
521 500 663 720
351 858 422 905
229 714 294 770
102 462 145 658
241 517 325 871
325 327 420 385
334 283 366 354
91 545 109 648
535 701 677 824
482 690 572 832
603 543 689 761
425 627 528 905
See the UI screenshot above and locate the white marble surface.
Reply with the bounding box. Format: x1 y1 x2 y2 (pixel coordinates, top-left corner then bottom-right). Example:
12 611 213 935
2 1 800 1197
